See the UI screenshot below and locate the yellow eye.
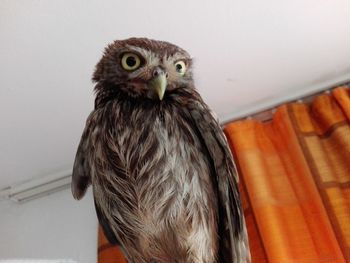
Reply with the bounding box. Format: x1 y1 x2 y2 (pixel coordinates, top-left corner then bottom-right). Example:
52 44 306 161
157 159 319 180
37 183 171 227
175 61 186 75
121 53 141 71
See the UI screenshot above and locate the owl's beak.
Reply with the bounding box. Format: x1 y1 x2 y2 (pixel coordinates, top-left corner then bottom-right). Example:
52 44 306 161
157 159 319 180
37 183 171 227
148 69 167 100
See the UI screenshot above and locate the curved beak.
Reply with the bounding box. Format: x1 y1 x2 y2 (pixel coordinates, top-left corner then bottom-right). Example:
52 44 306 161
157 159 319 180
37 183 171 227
148 72 167 100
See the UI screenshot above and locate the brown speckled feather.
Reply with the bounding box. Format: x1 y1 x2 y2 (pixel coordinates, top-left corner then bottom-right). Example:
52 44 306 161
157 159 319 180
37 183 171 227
72 38 250 263
186 90 250 262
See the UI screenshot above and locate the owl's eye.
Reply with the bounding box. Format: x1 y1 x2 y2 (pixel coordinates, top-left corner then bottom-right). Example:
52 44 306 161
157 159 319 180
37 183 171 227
175 61 186 75
121 53 141 71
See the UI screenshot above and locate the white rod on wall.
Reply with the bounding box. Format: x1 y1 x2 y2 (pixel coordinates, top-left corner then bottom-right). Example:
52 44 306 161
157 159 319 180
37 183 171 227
0 169 71 203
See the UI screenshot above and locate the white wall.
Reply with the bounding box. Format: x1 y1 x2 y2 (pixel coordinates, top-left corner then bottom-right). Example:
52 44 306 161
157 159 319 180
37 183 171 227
0 189 97 263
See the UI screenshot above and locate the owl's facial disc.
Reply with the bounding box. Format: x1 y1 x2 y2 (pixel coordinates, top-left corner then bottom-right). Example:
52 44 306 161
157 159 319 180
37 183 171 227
93 38 194 102
110 44 192 100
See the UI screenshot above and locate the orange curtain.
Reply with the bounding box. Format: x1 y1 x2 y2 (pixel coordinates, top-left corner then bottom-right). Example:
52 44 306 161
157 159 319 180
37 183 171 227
224 86 350 262
98 86 350 262
98 226 127 263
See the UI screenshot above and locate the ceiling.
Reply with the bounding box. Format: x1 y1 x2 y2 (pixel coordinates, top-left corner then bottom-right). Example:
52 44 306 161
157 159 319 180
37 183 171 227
1 0 350 189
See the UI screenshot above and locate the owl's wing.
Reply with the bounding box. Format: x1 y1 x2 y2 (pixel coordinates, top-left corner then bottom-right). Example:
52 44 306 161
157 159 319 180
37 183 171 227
72 111 121 246
71 112 97 200
188 98 250 263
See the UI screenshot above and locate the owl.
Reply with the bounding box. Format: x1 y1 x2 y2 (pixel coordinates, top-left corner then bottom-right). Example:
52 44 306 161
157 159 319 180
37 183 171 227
72 38 250 263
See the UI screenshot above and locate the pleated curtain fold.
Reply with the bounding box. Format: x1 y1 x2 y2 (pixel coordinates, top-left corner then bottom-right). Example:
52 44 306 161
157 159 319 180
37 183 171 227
224 86 350 263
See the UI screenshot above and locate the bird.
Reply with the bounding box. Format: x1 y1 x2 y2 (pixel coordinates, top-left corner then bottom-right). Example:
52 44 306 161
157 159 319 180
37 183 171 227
71 37 250 263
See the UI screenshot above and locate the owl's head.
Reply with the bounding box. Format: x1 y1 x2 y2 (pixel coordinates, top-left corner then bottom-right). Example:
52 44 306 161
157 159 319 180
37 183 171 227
93 38 193 101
